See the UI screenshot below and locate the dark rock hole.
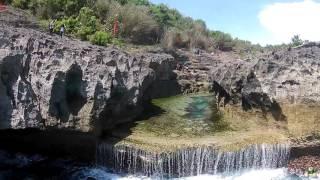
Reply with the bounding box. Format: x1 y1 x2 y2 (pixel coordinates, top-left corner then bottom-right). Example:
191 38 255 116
65 65 87 116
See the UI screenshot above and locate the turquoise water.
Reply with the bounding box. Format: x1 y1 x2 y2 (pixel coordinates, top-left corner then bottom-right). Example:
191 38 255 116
184 96 214 119
133 94 228 137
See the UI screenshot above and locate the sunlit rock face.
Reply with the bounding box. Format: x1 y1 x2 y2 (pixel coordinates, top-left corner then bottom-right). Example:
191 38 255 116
210 43 320 120
0 25 178 132
97 143 290 178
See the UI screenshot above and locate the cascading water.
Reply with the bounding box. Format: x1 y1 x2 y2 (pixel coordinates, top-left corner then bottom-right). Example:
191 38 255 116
96 143 290 178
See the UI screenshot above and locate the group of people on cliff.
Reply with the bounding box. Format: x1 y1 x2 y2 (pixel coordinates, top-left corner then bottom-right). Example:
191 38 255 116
48 19 65 38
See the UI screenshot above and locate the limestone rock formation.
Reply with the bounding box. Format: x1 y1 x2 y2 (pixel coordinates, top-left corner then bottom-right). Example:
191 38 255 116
172 49 218 93
210 43 320 120
0 25 178 133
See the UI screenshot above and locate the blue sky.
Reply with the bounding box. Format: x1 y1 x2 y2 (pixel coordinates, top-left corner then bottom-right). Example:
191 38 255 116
149 0 320 45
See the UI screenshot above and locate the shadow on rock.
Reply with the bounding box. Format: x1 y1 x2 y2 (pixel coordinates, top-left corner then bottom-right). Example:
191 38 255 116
49 64 87 123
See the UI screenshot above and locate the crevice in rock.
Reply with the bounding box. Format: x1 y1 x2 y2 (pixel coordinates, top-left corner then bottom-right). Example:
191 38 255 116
282 80 300 86
270 100 287 121
49 64 87 122
211 81 231 106
0 55 23 108
65 64 87 116
49 72 70 122
0 55 24 128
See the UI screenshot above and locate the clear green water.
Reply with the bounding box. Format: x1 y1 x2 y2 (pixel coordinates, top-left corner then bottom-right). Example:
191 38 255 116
133 94 230 137
185 96 214 119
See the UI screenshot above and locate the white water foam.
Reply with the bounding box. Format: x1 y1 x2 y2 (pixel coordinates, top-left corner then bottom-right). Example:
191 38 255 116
97 143 290 178
179 168 288 180
71 168 290 180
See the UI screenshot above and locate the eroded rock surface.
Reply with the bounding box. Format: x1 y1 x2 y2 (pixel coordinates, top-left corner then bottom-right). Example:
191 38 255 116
0 24 178 133
210 43 320 120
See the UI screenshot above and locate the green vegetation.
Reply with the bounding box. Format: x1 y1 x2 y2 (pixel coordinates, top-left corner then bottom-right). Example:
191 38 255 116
8 0 261 51
291 34 303 47
90 31 112 46
210 31 234 51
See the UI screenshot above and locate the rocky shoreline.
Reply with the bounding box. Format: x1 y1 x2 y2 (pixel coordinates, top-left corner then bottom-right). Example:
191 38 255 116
288 156 320 177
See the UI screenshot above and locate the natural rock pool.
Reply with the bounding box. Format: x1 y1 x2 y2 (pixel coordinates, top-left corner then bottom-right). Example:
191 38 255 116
127 94 230 138
110 93 288 152
97 94 294 178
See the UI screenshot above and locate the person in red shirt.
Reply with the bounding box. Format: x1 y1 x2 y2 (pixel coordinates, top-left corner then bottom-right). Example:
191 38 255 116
0 0 7 12
113 15 119 38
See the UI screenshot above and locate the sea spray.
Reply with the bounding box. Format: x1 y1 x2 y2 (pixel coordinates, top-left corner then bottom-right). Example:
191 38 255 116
96 143 290 178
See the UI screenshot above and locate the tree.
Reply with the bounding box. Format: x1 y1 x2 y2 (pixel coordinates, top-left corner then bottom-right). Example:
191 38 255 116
291 35 303 47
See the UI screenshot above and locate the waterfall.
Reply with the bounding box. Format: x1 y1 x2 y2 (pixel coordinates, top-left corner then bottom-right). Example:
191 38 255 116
96 143 290 178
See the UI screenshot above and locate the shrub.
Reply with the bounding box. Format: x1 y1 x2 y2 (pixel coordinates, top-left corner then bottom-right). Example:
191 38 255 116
77 26 93 40
38 19 49 30
211 31 235 51
76 7 99 40
78 7 95 26
115 0 149 5
150 3 182 28
12 0 28 9
53 19 65 33
94 0 111 22
112 38 124 47
53 17 78 33
115 0 128 5
162 28 189 49
64 0 88 16
94 0 122 32
291 35 303 47
90 31 112 46
64 16 79 34
162 21 212 50
41 0 65 18
189 32 211 49
129 0 150 6
119 4 160 44
51 7 101 40
188 20 211 49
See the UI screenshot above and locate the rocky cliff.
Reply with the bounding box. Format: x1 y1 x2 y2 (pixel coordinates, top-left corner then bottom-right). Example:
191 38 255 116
0 23 179 133
210 43 320 120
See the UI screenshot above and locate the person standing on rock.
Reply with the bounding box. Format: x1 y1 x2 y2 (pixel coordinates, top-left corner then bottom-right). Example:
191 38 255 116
60 24 66 38
0 1 7 12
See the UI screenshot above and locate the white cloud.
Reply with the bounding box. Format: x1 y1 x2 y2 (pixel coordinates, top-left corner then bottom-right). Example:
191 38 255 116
259 0 320 45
